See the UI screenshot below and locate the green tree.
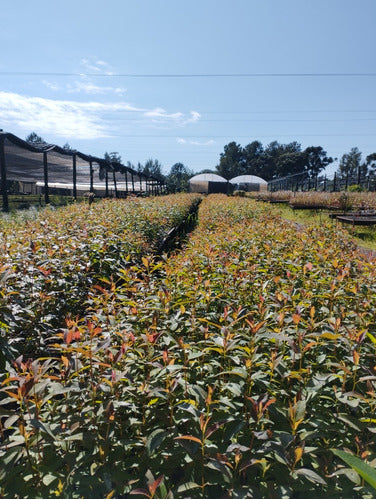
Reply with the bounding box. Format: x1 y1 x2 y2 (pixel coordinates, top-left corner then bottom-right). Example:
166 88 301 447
216 140 335 181
25 132 47 145
216 142 244 179
195 168 217 175
302 146 334 177
104 152 122 165
142 159 165 182
337 147 364 179
265 141 303 179
166 163 192 193
366 153 376 176
242 141 265 177
62 142 74 152
276 151 306 177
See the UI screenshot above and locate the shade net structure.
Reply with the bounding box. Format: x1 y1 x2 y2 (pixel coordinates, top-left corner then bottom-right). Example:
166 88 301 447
0 131 165 210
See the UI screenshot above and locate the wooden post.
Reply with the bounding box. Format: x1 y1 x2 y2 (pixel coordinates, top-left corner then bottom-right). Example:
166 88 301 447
89 160 94 193
43 152 49 204
131 172 135 193
113 169 118 198
125 171 129 195
333 172 337 192
0 135 8 212
105 169 109 197
72 153 77 200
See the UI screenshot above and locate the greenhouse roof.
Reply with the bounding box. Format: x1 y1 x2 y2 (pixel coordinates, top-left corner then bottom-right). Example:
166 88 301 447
190 173 227 182
230 175 267 184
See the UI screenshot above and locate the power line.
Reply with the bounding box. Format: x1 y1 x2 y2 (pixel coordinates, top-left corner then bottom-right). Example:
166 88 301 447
200 110 376 114
197 118 376 123
98 109 376 115
112 133 376 138
105 117 376 123
1 71 376 78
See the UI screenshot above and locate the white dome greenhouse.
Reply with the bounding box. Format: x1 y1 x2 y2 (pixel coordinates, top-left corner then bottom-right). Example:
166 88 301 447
189 173 229 194
229 175 267 192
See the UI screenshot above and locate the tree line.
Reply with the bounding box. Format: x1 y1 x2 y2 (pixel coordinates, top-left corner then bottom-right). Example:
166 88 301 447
25 132 376 192
215 140 376 182
215 141 333 180
336 147 376 181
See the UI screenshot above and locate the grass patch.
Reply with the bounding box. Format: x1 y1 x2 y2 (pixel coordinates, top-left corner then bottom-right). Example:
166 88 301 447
275 204 376 252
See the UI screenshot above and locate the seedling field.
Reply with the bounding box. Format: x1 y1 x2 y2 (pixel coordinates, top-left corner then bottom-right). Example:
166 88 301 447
1 194 376 498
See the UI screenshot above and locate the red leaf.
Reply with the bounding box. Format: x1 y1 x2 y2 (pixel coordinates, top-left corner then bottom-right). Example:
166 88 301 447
148 475 164 497
205 420 227 439
129 488 150 498
72 329 81 341
174 435 203 445
64 330 73 345
61 355 69 368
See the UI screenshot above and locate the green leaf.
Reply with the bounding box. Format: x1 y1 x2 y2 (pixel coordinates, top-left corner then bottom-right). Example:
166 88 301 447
90 462 100 476
3 414 19 429
332 467 361 484
146 429 168 456
332 449 376 490
366 332 376 346
30 419 56 440
42 474 58 486
295 468 327 485
336 413 362 431
295 400 306 421
176 482 201 493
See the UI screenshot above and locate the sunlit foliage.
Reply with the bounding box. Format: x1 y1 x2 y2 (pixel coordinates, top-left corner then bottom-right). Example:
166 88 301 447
1 195 376 498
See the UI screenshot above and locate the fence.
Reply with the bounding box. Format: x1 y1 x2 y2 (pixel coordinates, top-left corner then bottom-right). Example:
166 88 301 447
267 169 376 193
0 131 165 211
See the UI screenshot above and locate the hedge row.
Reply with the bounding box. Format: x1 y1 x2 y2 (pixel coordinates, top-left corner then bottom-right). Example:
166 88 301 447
1 195 376 498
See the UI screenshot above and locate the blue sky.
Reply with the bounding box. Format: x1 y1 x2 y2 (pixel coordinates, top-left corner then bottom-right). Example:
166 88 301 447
1 0 376 176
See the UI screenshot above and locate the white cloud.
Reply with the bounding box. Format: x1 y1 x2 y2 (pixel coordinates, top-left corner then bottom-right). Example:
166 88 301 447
0 91 201 140
189 111 201 123
0 92 125 139
79 58 114 76
43 77 126 96
144 107 183 121
177 137 215 146
42 80 60 91
66 81 126 95
95 60 108 67
191 139 216 146
144 108 201 126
